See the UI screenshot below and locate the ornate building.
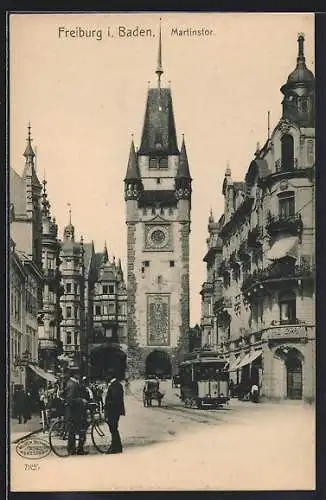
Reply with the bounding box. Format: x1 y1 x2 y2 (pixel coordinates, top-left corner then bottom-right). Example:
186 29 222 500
59 215 127 377
125 25 192 377
38 178 63 372
202 34 315 401
89 249 127 379
10 126 44 391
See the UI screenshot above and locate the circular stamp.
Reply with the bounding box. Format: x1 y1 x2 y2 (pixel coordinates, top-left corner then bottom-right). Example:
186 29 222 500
16 437 51 460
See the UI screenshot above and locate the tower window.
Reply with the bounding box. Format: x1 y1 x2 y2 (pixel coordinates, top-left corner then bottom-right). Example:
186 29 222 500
143 261 150 267
157 275 162 284
74 332 78 345
159 157 168 168
74 306 78 319
281 134 294 171
278 192 295 218
279 290 296 325
95 305 101 316
66 306 72 319
156 178 161 184
66 332 72 345
66 283 71 293
74 283 78 294
160 207 164 215
109 285 114 294
149 158 158 169
151 208 156 215
170 260 175 267
103 285 108 294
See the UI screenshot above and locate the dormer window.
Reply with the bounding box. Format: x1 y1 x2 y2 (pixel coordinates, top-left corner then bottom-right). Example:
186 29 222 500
155 132 163 150
159 157 168 168
149 158 158 169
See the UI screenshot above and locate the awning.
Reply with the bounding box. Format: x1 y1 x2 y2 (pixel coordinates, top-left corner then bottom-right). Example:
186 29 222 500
266 236 298 261
228 356 243 372
236 350 262 370
28 364 57 383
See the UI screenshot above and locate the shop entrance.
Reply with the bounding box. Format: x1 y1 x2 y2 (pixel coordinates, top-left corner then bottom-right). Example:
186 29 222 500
286 354 303 400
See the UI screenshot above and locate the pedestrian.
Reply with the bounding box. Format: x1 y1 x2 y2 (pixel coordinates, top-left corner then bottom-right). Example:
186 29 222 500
81 376 94 401
104 370 125 454
63 368 89 455
13 385 26 424
229 380 234 398
250 383 259 403
125 378 130 395
23 391 32 422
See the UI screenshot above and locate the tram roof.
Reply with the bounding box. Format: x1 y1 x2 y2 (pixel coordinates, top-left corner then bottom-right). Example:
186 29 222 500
179 357 228 367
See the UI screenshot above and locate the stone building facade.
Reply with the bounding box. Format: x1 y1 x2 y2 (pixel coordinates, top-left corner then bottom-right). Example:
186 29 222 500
124 28 191 377
201 34 315 402
59 217 127 377
10 127 44 391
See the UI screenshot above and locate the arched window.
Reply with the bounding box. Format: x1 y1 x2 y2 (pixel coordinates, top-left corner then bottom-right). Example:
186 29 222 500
281 134 294 171
278 290 296 325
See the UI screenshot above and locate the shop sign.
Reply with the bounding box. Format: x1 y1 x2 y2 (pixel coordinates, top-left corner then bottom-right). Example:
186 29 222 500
266 326 307 340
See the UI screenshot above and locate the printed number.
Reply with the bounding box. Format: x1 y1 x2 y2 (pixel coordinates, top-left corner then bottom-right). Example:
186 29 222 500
24 463 40 471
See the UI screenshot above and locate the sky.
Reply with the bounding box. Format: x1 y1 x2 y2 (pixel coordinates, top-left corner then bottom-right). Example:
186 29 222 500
9 12 314 325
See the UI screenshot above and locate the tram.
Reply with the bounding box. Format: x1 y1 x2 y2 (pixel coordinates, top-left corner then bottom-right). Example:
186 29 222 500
179 352 229 409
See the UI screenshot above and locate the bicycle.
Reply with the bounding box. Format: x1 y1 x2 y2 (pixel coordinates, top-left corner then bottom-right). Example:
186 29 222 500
48 401 111 457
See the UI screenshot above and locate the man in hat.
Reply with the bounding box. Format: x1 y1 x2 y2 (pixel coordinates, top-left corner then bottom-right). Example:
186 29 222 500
63 368 88 455
104 370 125 454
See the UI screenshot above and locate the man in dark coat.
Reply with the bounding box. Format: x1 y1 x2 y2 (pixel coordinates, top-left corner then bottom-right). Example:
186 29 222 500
63 369 88 455
104 371 125 454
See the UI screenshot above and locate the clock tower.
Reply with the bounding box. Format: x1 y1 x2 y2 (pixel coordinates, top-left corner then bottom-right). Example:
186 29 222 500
124 23 192 377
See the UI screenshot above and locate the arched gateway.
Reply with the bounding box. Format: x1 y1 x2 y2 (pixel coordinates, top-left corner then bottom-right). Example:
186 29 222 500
145 350 172 379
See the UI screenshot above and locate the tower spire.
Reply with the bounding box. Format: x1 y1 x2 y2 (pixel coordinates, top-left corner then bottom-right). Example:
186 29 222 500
23 122 35 162
156 18 163 88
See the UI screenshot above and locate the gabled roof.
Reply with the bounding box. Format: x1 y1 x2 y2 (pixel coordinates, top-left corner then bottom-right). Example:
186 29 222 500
10 168 26 216
138 88 179 156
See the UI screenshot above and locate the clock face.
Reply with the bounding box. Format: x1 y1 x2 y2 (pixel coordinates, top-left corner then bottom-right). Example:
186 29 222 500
146 225 170 249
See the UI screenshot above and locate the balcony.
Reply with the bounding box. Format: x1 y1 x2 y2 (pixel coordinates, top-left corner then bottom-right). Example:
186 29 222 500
275 158 298 173
262 322 311 342
266 212 303 237
201 281 214 294
43 269 60 282
214 296 233 314
241 260 314 295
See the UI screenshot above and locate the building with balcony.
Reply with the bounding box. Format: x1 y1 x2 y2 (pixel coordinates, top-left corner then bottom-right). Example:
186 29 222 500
10 127 45 394
37 178 64 372
88 249 127 379
202 34 315 402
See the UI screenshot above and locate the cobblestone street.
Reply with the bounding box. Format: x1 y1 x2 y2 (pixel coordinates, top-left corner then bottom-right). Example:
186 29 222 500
11 380 315 491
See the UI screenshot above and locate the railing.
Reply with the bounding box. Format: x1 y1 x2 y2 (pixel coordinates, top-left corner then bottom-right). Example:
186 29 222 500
266 212 303 236
275 158 298 172
241 261 314 294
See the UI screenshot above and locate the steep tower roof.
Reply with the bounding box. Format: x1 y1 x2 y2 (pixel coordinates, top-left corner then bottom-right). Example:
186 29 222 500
176 136 191 179
138 23 179 156
63 205 75 241
124 139 140 180
22 123 41 188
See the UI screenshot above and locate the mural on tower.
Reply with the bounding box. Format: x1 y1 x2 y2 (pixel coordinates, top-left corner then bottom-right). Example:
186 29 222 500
147 294 170 346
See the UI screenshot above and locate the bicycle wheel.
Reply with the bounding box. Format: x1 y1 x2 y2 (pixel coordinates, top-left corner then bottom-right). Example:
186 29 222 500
91 419 111 453
49 419 72 457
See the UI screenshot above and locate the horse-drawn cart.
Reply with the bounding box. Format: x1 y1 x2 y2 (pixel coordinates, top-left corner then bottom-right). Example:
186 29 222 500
143 379 164 407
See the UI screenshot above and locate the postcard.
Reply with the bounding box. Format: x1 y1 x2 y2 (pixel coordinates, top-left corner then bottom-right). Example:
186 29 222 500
9 11 315 492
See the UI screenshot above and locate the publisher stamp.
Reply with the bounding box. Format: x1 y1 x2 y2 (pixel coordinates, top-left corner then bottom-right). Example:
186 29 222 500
16 437 51 461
